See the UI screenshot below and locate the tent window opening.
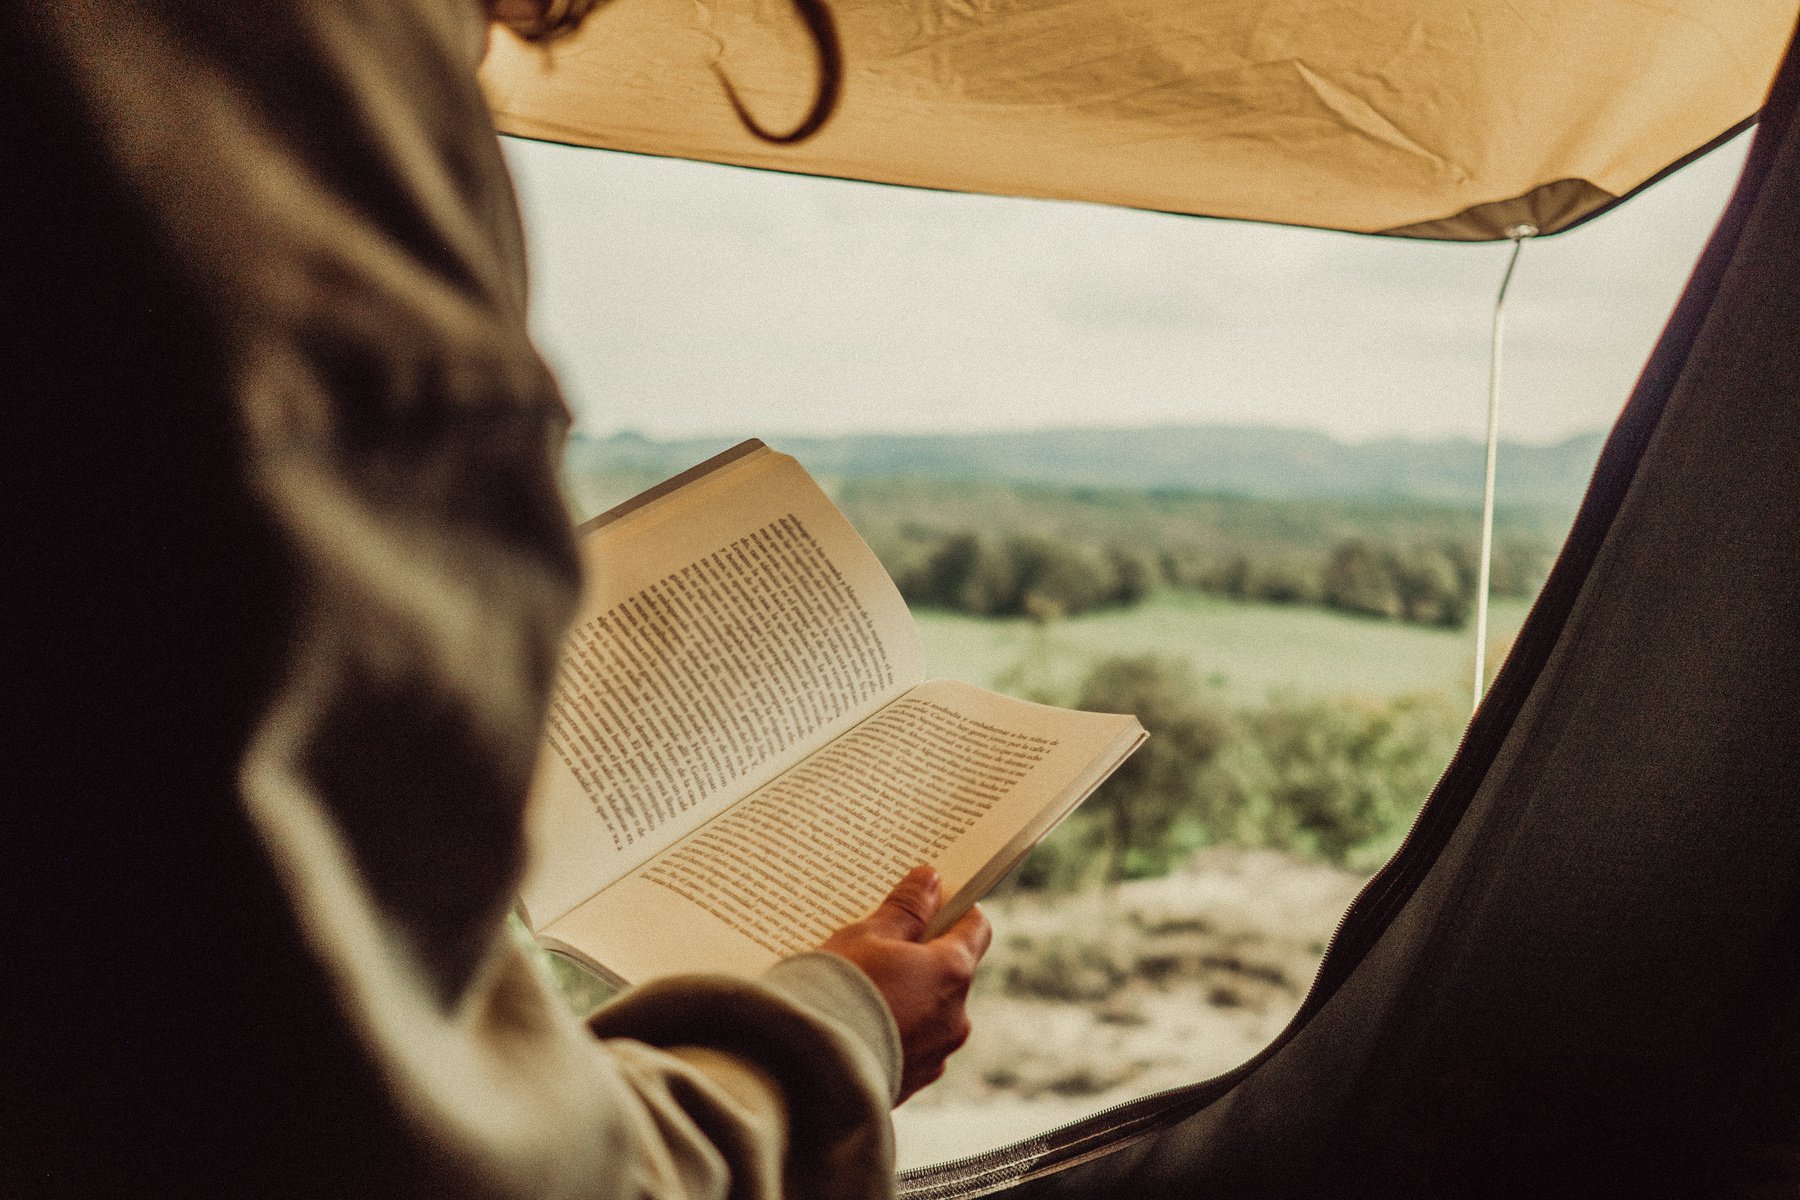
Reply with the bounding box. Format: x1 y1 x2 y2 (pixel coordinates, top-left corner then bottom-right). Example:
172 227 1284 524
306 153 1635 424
498 123 1747 1169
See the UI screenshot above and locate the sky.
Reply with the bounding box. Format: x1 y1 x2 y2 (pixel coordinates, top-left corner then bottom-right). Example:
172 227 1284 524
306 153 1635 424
503 130 1749 447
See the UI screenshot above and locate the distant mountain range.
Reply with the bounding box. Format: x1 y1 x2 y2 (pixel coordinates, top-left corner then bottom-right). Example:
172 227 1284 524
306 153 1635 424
565 425 1607 512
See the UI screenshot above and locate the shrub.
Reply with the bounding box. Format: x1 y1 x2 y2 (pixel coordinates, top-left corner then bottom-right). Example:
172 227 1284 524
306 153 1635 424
1073 656 1234 882
1391 542 1469 627
1106 546 1162 607
1223 693 1461 870
1322 539 1403 619
1210 554 1253 601
1324 538 1474 628
1007 534 1119 620
902 531 1139 619
920 532 1017 615
1011 661 1465 888
1243 558 1322 605
1490 533 1555 598
884 520 1526 630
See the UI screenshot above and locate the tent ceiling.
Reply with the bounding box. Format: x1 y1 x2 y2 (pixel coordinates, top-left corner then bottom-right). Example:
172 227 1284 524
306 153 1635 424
481 0 1798 240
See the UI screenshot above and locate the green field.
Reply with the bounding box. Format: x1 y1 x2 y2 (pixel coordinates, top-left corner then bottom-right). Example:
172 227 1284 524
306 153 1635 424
917 591 1531 706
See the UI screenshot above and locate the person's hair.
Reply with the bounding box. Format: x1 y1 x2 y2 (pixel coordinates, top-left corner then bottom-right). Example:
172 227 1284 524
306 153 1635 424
494 0 841 144
494 0 603 43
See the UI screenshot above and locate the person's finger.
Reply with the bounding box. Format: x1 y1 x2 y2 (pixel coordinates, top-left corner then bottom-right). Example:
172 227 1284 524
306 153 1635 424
862 865 941 941
936 903 992 970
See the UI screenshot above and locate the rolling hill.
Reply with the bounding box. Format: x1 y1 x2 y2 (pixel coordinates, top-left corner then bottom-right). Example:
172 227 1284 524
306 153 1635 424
564 424 1604 511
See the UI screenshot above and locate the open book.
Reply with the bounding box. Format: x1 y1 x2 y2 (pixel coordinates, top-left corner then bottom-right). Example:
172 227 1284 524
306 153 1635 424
519 441 1146 987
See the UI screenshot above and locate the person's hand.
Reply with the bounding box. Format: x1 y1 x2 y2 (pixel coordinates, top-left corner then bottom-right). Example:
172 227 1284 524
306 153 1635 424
819 866 992 1103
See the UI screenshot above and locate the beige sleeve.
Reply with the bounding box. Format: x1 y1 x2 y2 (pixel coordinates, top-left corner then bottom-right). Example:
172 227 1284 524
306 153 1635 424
376 939 902 1199
592 953 904 1200
13 1 900 1196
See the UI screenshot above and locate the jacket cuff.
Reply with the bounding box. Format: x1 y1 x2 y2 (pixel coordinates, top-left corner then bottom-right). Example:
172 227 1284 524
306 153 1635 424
759 951 904 1107
588 958 901 1196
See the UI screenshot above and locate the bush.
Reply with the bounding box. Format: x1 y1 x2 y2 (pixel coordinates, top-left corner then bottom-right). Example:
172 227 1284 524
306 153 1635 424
1008 535 1119 620
1489 533 1554 598
900 530 1146 620
1391 542 1469 627
1323 538 1474 628
918 532 1017 615
1107 546 1162 607
884 521 1527 631
1322 539 1403 619
1016 656 1235 886
1242 558 1322 605
1011 657 1465 888
1223 693 1461 870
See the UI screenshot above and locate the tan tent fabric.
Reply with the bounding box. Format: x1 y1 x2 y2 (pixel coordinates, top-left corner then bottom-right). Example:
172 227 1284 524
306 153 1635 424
481 0 1797 239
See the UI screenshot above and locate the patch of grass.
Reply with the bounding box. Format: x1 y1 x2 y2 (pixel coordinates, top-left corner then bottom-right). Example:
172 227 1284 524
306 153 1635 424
917 591 1528 705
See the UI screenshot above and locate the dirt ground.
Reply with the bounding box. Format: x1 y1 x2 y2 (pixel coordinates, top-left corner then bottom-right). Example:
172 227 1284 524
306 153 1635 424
891 848 1370 1170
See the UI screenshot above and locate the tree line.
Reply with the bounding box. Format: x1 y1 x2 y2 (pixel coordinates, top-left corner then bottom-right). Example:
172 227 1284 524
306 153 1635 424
872 526 1551 628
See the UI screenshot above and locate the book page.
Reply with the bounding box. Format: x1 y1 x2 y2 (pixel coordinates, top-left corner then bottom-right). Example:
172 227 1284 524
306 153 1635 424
542 679 1143 982
519 446 926 930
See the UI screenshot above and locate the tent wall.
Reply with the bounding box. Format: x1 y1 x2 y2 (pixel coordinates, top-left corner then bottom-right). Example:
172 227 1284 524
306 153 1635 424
483 0 1798 239
902 21 1800 1199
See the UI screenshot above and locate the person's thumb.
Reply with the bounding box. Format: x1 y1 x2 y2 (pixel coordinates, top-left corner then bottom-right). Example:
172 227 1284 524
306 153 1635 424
863 865 941 942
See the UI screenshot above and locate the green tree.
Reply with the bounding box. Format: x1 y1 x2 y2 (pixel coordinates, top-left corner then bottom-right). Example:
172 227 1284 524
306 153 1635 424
1106 545 1161 607
1072 655 1233 882
1392 542 1470 627
1212 553 1253 600
1225 694 1460 869
1322 538 1403 619
920 532 1016 615
1490 533 1554 598
1006 534 1118 620
1244 558 1321 605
